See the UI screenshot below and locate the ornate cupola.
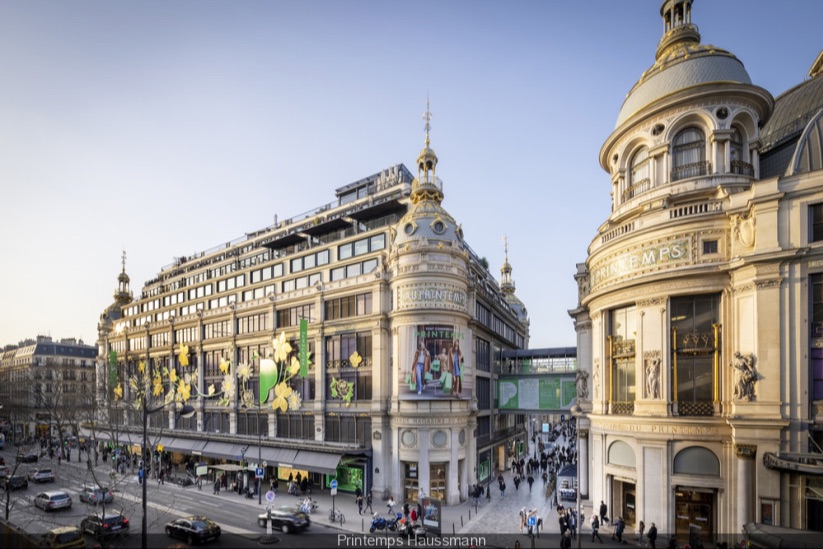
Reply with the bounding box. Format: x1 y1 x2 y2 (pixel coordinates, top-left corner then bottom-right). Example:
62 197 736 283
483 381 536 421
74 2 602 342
410 97 444 204
393 100 464 249
114 250 133 307
656 0 700 59
500 235 516 295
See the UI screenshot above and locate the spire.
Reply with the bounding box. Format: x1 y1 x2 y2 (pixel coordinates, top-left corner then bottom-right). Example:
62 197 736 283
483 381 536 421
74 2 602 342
500 235 515 295
411 96 443 205
114 249 133 306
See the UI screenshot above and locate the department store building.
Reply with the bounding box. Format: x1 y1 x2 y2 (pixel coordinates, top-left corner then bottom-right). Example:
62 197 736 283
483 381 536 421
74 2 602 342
96 119 529 505
569 0 823 540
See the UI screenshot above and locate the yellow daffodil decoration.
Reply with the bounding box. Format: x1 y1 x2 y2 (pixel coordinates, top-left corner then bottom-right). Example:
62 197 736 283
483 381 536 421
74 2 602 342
349 351 362 368
179 344 190 367
257 332 306 413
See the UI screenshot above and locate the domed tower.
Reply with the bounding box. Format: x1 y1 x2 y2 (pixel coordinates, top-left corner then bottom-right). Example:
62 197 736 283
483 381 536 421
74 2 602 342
577 1 790 540
97 251 133 407
386 100 472 506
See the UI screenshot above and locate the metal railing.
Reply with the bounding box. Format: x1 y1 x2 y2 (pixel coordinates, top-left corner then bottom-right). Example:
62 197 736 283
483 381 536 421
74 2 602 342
671 160 711 182
622 178 651 202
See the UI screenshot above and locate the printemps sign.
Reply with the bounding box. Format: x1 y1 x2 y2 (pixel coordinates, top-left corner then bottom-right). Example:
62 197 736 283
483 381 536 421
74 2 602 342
591 237 691 288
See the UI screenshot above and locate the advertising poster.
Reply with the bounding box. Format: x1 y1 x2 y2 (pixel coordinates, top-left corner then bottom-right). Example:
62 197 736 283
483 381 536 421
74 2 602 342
421 496 442 535
403 324 467 399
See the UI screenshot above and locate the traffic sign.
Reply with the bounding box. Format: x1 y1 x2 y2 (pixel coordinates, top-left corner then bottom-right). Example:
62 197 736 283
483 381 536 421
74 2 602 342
331 488 337 496
528 516 536 526
266 491 275 502
256 467 264 479
330 480 338 489
262 461 268 468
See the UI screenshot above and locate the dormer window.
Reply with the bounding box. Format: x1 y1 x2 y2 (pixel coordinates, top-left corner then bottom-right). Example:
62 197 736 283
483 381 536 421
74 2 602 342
672 127 708 181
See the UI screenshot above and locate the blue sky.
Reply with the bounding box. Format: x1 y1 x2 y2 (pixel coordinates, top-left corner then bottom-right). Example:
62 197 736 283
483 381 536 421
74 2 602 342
0 1 820 349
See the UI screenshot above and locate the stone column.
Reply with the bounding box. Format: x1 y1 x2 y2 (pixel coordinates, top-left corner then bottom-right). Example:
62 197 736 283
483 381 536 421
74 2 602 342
418 428 430 501
449 427 460 505
579 428 589 500
736 444 757 533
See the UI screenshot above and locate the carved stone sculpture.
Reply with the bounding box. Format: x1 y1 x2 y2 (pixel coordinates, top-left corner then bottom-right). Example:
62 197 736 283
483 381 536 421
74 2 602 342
646 358 660 399
732 351 759 401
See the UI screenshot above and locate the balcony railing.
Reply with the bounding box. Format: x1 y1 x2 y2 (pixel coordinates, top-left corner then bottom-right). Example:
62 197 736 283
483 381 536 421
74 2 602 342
671 160 711 182
677 401 714 417
610 401 635 415
730 160 754 177
622 178 651 202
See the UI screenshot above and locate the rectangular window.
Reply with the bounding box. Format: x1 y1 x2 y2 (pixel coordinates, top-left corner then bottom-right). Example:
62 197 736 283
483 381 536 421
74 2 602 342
671 294 720 412
609 305 636 411
476 338 491 372
812 204 823 242
702 240 718 254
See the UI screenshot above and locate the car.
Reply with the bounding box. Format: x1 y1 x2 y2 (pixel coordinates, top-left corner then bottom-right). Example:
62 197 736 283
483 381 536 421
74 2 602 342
79 484 114 505
41 526 86 549
35 490 73 512
4 475 28 491
257 506 310 534
29 468 56 483
80 511 130 539
165 516 221 544
17 452 38 463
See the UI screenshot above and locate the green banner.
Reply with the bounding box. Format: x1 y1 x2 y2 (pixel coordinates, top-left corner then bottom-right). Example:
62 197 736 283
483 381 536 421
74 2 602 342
299 318 308 378
108 350 118 387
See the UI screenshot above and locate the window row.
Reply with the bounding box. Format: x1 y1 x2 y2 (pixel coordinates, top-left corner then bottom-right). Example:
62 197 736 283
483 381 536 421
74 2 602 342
325 293 372 321
338 234 385 261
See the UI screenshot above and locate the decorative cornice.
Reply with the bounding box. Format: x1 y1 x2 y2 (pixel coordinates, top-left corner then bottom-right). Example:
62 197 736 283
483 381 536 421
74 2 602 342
735 444 757 460
754 279 781 290
643 350 661 359
637 297 666 307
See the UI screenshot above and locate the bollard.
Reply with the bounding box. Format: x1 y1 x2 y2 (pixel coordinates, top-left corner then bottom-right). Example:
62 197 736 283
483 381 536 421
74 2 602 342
362 517 364 532
469 509 471 520
461 515 464 527
452 523 456 534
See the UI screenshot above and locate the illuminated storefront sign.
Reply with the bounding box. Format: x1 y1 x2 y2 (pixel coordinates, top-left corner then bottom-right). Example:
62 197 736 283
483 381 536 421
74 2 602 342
591 237 691 288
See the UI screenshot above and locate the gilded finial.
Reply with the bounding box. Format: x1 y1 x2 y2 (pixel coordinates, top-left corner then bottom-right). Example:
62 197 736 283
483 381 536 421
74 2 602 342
423 95 432 147
503 234 509 261
121 249 127 273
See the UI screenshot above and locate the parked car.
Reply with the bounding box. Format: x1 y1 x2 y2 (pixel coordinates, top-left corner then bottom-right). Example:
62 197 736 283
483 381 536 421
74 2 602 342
35 490 73 512
165 516 221 544
257 506 310 534
29 468 56 483
79 484 114 505
16 452 38 463
41 526 86 549
80 511 129 539
4 475 28 491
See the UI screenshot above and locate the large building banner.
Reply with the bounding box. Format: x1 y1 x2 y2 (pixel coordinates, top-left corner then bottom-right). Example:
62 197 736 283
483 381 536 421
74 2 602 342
402 324 468 400
498 376 577 411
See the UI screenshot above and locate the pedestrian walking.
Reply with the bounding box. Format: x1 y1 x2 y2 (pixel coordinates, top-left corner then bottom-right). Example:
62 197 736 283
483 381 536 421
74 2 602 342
613 516 625 543
591 515 603 543
514 475 521 491
365 490 374 514
638 520 646 545
213 478 220 495
599 500 608 527
561 530 572 549
527 474 534 492
387 495 396 514
355 485 363 514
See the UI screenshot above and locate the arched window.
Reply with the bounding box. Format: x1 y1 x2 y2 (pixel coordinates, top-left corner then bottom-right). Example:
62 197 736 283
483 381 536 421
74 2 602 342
672 127 707 181
624 147 651 202
730 128 753 176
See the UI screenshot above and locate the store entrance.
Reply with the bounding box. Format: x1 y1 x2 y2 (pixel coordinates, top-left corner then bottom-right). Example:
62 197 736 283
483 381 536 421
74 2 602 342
612 479 637 527
675 489 714 542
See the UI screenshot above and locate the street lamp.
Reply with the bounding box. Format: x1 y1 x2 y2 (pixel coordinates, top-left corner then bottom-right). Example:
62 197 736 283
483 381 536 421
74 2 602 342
142 402 194 549
570 403 583 549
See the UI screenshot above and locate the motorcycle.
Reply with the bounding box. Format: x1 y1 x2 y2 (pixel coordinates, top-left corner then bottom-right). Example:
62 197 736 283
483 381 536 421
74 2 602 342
396 517 426 539
369 513 388 533
386 513 403 532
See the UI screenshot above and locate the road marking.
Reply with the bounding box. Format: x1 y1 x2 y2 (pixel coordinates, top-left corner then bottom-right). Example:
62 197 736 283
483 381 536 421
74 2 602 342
115 491 256 534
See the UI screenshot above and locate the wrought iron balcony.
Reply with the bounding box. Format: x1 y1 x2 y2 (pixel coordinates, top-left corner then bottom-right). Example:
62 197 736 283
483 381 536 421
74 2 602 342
671 160 711 182
730 160 754 177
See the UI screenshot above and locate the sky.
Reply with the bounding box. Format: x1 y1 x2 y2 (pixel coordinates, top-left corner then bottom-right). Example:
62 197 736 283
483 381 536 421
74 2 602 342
0 0 821 350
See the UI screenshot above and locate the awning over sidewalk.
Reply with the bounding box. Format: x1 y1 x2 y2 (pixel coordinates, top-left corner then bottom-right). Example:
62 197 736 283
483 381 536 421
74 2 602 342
167 438 208 454
208 464 247 472
198 442 247 461
293 450 342 475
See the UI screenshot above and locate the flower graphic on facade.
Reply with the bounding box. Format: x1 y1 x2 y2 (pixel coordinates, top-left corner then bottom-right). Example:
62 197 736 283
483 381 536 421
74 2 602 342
179 344 190 367
113 382 123 400
349 351 362 368
168 368 178 384
237 362 253 383
288 391 302 410
177 379 191 402
272 332 292 364
272 382 293 412
219 356 231 375
330 377 354 404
